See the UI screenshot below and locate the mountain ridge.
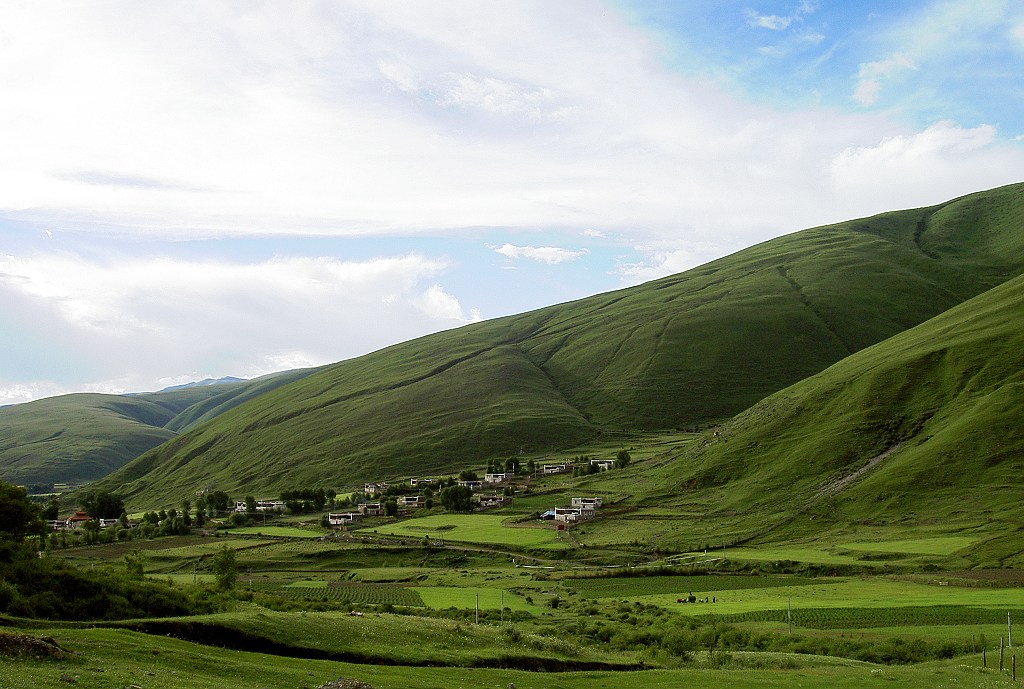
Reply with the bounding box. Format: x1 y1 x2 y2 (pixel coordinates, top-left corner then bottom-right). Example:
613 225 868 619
88 182 1024 506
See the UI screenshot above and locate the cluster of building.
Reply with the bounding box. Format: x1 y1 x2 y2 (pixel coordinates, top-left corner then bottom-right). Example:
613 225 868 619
233 500 286 513
47 511 120 531
540 458 615 474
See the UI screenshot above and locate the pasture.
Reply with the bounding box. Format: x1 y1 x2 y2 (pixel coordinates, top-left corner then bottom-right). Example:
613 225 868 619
368 513 564 550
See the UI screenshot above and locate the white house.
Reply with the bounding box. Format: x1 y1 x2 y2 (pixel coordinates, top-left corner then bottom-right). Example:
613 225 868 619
484 472 509 484
590 459 615 471
571 497 603 509
542 463 573 475
553 505 595 523
397 495 424 508
364 482 389 495
328 512 361 526
457 480 484 491
477 494 510 509
358 502 384 516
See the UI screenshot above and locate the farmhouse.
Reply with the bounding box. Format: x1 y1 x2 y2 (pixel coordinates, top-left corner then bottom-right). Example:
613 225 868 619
571 497 603 509
484 472 509 484
364 482 389 495
457 480 484 491
397 495 424 508
476 493 510 509
328 512 361 526
409 478 436 487
552 506 595 523
542 463 573 475
64 511 92 529
358 502 384 517
590 458 615 471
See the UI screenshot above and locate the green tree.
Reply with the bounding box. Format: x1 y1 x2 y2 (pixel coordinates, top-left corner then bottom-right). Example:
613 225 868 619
615 449 632 469
211 546 238 590
42 498 60 522
123 550 146 580
439 485 473 513
80 491 125 520
245 495 257 514
205 490 230 514
0 481 43 542
383 499 398 517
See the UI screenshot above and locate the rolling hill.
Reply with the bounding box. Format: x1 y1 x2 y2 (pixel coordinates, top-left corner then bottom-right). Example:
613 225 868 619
0 370 315 486
91 182 1024 506
600 269 1024 558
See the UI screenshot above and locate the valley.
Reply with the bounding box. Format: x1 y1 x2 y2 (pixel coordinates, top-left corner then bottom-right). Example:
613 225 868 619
2 183 1023 688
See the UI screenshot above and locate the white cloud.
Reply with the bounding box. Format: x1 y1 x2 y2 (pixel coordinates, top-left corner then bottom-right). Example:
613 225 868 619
0 251 477 398
853 53 917 106
615 247 707 285
493 243 589 264
828 121 1024 214
746 11 792 31
413 284 481 323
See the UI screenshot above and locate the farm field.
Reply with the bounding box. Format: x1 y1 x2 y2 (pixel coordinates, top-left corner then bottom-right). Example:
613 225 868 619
838 536 978 555
368 513 565 550
412 585 538 611
219 525 328 538
590 576 1024 616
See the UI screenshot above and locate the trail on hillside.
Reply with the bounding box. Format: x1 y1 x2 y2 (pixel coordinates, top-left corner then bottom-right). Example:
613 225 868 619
734 443 902 546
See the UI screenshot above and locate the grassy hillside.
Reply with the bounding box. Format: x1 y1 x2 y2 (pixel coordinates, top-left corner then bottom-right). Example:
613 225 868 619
0 370 314 486
97 183 1024 506
621 270 1024 551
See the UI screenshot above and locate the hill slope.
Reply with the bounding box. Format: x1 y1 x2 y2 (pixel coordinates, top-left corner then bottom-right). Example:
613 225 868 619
629 270 1024 545
0 370 314 486
97 183 1024 505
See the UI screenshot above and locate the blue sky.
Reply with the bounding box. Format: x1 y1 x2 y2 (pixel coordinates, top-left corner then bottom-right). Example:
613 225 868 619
1 0 1022 403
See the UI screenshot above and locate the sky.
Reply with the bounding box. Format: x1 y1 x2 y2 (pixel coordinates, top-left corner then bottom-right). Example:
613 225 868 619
2 0 1023 404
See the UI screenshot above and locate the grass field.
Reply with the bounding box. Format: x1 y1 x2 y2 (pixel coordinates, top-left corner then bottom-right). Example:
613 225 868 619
601 577 1024 617
369 513 564 550
838 537 978 555
1 624 1017 689
413 586 538 611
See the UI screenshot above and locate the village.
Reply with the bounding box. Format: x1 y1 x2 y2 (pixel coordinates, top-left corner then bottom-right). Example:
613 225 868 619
42 453 629 542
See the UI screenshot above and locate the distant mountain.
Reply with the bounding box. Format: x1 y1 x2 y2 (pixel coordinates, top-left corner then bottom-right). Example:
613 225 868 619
91 183 1024 507
0 369 316 486
156 377 246 393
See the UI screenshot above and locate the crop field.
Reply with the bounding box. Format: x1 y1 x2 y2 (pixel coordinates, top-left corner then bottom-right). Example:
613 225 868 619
604 577 1024 616
145 538 274 558
838 536 978 555
218 525 328 538
412 585 538 611
279 581 426 606
566 574 822 598
711 605 1024 630
369 513 564 549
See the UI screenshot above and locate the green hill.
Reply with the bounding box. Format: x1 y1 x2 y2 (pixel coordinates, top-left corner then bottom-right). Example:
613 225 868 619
0 370 314 486
624 270 1024 546
94 182 1024 506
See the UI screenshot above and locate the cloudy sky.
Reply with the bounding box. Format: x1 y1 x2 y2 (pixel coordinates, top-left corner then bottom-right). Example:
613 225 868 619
2 0 1023 404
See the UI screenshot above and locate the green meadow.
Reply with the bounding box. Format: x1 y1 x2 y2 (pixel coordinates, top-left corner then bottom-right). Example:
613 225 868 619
369 513 565 550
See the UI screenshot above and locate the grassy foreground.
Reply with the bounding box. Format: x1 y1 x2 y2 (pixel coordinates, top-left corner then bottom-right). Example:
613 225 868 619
1 624 1019 689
